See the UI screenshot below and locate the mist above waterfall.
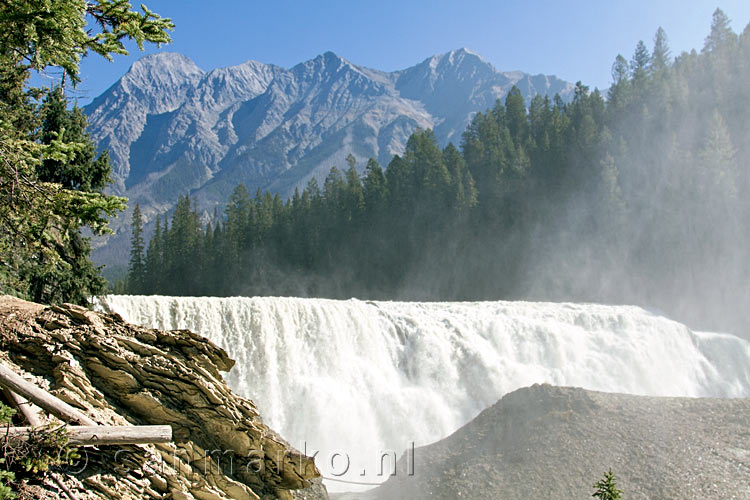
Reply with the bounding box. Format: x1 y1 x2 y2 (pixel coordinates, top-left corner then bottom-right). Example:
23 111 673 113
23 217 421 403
98 295 750 491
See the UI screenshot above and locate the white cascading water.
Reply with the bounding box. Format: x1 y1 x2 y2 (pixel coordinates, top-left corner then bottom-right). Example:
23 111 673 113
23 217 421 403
97 296 750 491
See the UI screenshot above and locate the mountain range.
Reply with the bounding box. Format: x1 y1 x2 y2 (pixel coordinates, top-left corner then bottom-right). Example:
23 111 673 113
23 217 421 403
85 49 574 271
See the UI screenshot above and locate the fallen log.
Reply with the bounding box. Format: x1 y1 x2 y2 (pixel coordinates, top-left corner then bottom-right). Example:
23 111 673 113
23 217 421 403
3 388 43 426
0 363 96 426
4 425 172 446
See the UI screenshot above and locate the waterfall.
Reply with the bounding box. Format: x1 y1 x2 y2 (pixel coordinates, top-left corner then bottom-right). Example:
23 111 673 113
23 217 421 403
96 296 750 491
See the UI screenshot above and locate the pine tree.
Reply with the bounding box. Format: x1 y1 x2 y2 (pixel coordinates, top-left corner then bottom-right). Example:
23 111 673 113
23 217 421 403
443 142 477 212
324 166 347 234
630 41 650 84
611 55 630 84
704 8 736 53
126 204 146 294
38 87 111 192
344 166 365 224
650 27 671 73
21 86 118 304
463 103 511 214
363 158 387 216
592 468 623 500
504 86 528 143
0 0 173 304
346 153 357 170
166 194 202 294
404 129 450 209
226 184 251 253
144 214 163 293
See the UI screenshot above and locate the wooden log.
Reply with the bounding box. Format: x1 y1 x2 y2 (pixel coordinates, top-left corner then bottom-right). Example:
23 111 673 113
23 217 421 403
3 388 44 427
0 363 96 426
51 473 80 500
4 425 172 446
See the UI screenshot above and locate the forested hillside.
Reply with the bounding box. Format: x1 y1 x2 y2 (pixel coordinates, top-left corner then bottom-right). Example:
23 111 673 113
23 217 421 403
127 10 750 336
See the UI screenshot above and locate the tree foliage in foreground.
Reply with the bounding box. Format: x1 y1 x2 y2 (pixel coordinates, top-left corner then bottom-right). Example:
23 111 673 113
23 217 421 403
0 0 173 304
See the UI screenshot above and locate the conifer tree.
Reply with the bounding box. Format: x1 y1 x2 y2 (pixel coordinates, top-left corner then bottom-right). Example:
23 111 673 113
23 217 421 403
650 27 671 73
38 87 111 192
344 166 365 224
592 468 623 500
704 8 736 53
504 86 528 143
346 153 357 170
443 142 477 212
363 158 387 216
144 214 163 293
630 41 650 86
0 0 173 304
610 55 630 85
226 184 251 254
127 204 145 294
404 129 450 208
19 86 119 303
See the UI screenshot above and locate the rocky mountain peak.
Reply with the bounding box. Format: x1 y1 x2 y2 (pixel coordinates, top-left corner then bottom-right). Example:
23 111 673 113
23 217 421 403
292 51 362 80
415 47 497 79
119 52 204 92
321 50 347 67
189 59 283 108
395 48 503 102
431 47 486 68
281 51 387 102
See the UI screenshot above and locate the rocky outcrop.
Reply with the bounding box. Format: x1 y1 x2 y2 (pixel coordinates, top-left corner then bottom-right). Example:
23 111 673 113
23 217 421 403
0 295 324 500
365 384 750 500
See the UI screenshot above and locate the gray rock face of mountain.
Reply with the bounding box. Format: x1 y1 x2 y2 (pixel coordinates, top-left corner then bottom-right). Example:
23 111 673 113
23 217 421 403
86 53 284 211
394 49 539 145
85 49 573 268
86 48 572 206
86 53 205 194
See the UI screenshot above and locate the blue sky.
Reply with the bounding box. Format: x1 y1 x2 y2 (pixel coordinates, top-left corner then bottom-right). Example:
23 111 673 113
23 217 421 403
57 1 750 105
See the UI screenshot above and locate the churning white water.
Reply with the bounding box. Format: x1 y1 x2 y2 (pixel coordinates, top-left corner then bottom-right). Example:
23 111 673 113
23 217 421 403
96 296 750 491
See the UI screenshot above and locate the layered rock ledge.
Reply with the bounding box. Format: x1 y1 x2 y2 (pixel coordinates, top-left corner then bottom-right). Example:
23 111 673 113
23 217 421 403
0 295 323 500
